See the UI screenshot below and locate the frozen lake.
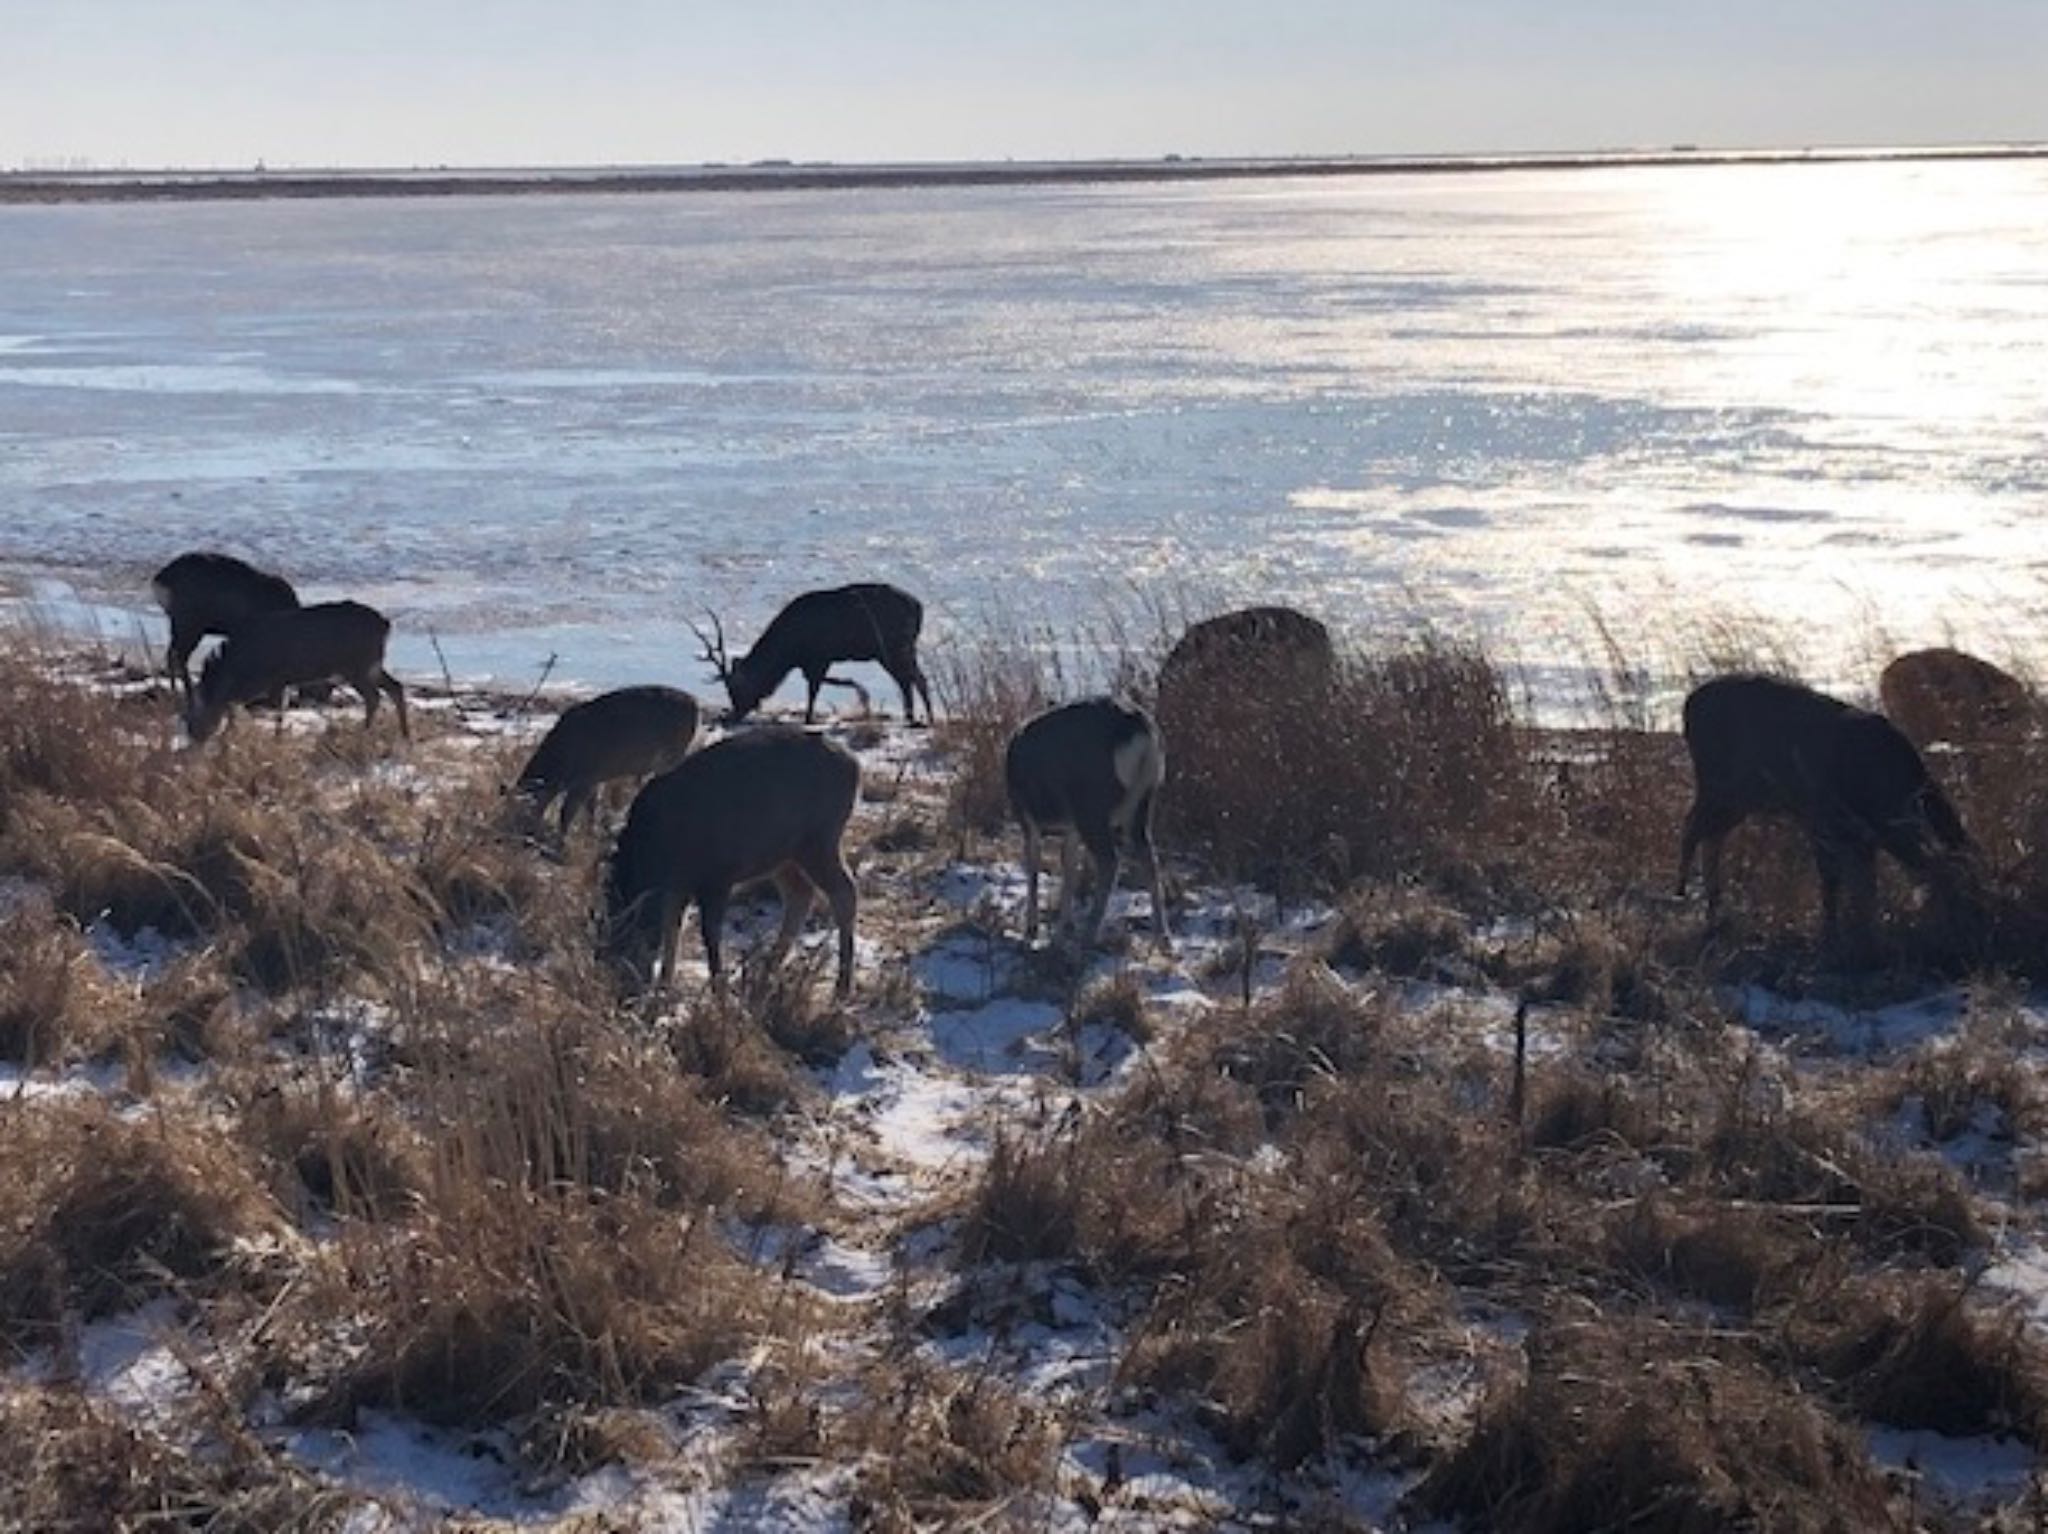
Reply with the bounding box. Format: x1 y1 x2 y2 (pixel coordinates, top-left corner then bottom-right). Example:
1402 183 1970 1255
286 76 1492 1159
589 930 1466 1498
2 160 2045 711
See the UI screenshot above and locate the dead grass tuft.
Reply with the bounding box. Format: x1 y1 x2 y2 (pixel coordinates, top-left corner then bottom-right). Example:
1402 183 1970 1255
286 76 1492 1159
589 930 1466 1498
302 1188 757 1429
0 903 122 1068
1413 1322 1905 1533
1797 1273 2048 1446
850 1363 1059 1528
0 1102 285 1344
0 1383 358 1532
239 1081 426 1224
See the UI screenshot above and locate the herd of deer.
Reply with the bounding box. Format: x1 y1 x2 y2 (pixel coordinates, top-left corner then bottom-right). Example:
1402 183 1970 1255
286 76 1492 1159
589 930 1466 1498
149 550 2035 998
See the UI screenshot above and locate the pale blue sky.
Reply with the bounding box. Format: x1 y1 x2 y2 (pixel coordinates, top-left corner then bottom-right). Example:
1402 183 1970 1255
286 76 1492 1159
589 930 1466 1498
5 2 2045 169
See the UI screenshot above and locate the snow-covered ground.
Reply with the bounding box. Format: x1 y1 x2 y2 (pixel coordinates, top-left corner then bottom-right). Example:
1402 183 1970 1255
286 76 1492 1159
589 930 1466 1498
7 696 2047 1530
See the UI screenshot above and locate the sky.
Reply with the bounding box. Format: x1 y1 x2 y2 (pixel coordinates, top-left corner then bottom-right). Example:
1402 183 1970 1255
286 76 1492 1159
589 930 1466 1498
4 1 2046 170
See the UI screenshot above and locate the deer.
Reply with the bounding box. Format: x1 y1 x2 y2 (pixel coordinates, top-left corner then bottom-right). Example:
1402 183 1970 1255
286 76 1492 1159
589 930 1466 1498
691 582 934 725
1878 647 2035 751
1006 697 1171 952
603 726 861 998
1676 673 1972 954
511 686 701 838
1156 605 1335 704
185 601 410 745
150 551 301 701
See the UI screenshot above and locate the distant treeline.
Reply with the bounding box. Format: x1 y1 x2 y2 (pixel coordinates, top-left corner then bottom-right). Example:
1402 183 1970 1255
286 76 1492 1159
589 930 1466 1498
5 144 2045 204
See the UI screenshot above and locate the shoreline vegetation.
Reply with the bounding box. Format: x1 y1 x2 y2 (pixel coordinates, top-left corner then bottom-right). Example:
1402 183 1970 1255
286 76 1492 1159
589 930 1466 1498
3 612 2047 1527
6 141 2048 205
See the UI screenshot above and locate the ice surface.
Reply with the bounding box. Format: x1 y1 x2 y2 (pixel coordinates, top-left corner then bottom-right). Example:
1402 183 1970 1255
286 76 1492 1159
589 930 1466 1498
7 162 2048 713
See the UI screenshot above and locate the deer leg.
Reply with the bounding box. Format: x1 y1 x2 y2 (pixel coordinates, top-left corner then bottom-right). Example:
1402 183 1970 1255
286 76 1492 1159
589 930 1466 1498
166 621 199 701
1676 799 1709 896
1701 834 1726 918
380 671 411 741
799 847 859 998
803 668 825 724
765 865 816 970
1079 819 1121 944
1057 829 1081 936
912 660 934 727
1127 791 1173 952
558 784 593 839
347 669 381 730
654 891 684 995
698 885 731 996
1021 819 1043 943
885 659 918 724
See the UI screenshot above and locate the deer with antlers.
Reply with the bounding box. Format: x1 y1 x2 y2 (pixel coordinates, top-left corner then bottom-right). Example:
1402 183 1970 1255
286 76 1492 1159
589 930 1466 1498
691 583 934 725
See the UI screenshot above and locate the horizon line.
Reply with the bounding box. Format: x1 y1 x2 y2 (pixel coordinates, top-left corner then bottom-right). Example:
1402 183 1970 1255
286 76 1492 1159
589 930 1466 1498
7 139 2045 204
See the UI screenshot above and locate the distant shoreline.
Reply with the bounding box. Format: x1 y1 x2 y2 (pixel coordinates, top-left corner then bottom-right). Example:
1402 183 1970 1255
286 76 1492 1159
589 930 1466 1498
6 143 2046 205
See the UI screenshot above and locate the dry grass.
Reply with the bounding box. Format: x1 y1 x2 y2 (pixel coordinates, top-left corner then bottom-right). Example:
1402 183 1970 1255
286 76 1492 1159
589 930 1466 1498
3 622 2046 1522
1413 1321 1908 1533
294 1185 760 1429
0 1382 358 1532
0 902 128 1068
847 1362 1060 1529
1793 1273 2048 1447
0 1102 286 1347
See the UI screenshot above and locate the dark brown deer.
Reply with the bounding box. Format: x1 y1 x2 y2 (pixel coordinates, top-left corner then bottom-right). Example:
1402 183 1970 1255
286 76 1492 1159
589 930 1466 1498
1676 673 1971 951
1879 647 2035 750
186 601 410 744
1006 697 1171 951
151 551 300 700
693 583 934 725
512 686 700 838
1156 605 1334 705
603 726 860 997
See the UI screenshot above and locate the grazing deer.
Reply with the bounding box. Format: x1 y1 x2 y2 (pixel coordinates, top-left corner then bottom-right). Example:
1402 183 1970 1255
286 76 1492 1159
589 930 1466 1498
1156 605 1334 704
1879 648 2035 750
603 726 860 997
186 601 410 744
1006 697 1171 951
151 551 300 700
1676 673 1971 951
512 686 701 838
692 583 934 725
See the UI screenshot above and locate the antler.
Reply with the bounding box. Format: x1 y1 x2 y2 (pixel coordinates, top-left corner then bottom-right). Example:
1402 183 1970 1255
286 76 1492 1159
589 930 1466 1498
685 609 732 682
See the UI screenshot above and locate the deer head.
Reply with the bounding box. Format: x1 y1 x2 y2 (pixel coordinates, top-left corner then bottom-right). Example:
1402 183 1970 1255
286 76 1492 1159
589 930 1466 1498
687 609 767 720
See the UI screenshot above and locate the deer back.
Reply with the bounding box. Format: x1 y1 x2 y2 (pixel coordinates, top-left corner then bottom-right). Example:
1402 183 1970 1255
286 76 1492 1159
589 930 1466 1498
1684 673 1964 856
609 727 860 908
152 551 300 634
202 601 392 706
744 584 922 677
1006 697 1159 830
1879 648 2033 749
517 686 700 796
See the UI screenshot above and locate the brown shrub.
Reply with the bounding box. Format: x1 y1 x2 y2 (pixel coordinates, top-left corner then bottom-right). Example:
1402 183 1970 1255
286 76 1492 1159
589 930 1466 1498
1126 1197 1425 1469
1161 638 1548 898
0 642 161 812
849 1364 1058 1528
1607 1198 1810 1312
0 904 121 1068
1797 1274 2048 1446
238 1082 426 1223
1413 1323 1905 1533
303 1188 756 1428
1320 888 1479 980
405 969 785 1219
956 1131 1084 1267
0 1383 356 1533
0 1103 284 1343
1213 965 1394 1124
931 639 1052 843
